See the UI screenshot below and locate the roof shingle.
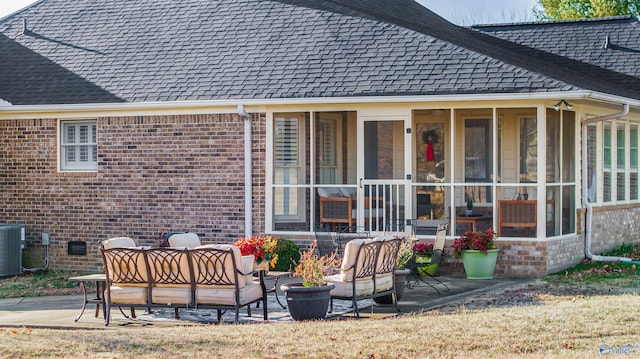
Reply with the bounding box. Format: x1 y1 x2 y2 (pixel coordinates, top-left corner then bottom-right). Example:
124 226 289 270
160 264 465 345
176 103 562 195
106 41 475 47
0 0 637 105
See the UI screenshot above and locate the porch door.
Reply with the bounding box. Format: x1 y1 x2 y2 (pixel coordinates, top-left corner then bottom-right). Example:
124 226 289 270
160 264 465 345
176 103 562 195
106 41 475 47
357 117 411 233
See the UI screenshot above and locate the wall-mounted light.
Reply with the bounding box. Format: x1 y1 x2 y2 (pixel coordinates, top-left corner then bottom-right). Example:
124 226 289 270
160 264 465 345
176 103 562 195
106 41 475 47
553 100 573 111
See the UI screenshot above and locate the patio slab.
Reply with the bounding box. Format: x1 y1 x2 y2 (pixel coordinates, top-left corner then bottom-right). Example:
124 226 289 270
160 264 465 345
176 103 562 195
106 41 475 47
0 275 531 329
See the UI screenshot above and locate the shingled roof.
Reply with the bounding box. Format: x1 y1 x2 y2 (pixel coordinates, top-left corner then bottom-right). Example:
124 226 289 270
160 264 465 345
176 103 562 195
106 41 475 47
473 16 640 79
0 0 638 105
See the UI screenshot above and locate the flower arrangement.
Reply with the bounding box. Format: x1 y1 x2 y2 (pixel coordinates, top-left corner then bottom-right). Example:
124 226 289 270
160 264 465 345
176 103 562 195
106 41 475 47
395 238 414 270
233 235 279 268
413 242 434 257
293 242 339 287
452 228 497 256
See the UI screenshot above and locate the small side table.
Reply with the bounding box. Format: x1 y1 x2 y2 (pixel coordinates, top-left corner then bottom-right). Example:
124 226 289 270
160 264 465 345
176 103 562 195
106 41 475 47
68 273 107 324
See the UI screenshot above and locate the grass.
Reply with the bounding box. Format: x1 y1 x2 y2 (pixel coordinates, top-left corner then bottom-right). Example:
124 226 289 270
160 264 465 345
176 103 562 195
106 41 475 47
0 271 82 299
1 245 639 358
544 243 640 287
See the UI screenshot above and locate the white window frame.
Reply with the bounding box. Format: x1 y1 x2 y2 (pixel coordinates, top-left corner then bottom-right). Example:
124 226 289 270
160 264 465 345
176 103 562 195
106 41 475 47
59 120 97 172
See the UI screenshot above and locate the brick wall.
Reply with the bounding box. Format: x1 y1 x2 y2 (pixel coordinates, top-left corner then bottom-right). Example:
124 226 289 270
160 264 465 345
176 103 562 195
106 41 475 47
589 204 640 253
0 114 265 272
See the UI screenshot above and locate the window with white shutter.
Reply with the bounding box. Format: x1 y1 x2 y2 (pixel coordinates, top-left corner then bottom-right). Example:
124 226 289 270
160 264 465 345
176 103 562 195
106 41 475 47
60 120 97 171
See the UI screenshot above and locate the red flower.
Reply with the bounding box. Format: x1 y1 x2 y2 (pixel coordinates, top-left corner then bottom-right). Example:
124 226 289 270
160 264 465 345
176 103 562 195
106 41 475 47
413 242 434 256
452 228 497 256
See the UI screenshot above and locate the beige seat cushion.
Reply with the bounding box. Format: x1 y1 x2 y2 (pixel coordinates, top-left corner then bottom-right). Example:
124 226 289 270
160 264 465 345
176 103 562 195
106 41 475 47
195 282 263 306
241 254 255 283
102 237 136 249
374 272 393 292
324 274 374 297
374 236 397 275
151 286 192 305
168 233 201 249
340 238 377 282
109 285 147 304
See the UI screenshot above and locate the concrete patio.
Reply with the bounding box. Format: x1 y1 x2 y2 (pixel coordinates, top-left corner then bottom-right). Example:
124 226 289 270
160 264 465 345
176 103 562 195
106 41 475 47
0 275 531 329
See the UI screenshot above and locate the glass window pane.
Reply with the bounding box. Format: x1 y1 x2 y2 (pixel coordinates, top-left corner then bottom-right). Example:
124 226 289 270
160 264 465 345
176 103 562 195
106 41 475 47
274 118 299 166
617 124 625 168
617 172 625 201
631 125 638 169
66 125 76 144
604 172 612 202
603 123 611 169
587 125 597 202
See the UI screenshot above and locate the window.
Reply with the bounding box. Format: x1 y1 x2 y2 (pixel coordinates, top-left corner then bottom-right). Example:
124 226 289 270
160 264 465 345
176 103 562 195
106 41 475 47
60 121 97 171
631 125 638 200
617 123 626 201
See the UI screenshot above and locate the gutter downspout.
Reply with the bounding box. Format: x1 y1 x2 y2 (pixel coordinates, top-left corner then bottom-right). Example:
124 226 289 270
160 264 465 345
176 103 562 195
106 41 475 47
238 104 252 237
581 104 634 263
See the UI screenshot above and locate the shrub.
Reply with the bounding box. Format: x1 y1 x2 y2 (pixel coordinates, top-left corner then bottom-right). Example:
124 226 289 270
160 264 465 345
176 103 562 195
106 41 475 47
272 238 301 271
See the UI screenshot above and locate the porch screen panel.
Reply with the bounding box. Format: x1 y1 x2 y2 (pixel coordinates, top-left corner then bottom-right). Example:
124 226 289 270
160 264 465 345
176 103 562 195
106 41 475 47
273 116 305 222
562 111 575 182
464 119 493 184
520 117 537 183
546 109 560 183
315 115 339 184
562 186 575 234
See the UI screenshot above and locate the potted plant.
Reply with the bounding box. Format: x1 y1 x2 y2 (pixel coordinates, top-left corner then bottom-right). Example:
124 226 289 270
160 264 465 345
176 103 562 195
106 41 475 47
233 235 279 273
465 197 474 216
280 243 339 321
452 228 498 279
413 242 439 277
373 237 413 304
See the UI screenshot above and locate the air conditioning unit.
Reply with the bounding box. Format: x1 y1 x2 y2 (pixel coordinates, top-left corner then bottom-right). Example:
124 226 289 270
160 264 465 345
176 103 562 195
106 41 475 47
0 224 25 277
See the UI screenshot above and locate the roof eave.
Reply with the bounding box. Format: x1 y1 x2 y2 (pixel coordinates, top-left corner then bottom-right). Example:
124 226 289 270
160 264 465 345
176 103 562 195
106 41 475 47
1 91 638 119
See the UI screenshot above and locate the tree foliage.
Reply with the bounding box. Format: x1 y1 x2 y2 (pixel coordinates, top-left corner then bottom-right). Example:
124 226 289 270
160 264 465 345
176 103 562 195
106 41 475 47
535 0 640 20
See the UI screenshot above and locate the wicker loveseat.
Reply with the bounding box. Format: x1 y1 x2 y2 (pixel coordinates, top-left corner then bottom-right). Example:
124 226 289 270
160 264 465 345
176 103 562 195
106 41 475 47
100 243 267 325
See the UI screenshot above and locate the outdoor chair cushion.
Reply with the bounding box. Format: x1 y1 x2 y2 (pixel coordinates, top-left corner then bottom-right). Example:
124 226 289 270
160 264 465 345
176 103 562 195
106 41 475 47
195 282 263 306
109 285 148 304
151 287 192 305
168 232 201 249
324 274 374 297
193 244 246 287
102 237 136 249
374 273 393 292
339 238 376 282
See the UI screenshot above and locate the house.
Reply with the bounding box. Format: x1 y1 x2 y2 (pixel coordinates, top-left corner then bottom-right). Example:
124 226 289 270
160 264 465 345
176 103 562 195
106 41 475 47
1 0 639 276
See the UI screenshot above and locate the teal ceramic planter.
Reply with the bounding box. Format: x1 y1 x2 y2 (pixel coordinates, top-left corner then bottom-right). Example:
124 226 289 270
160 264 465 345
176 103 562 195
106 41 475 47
461 249 498 279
